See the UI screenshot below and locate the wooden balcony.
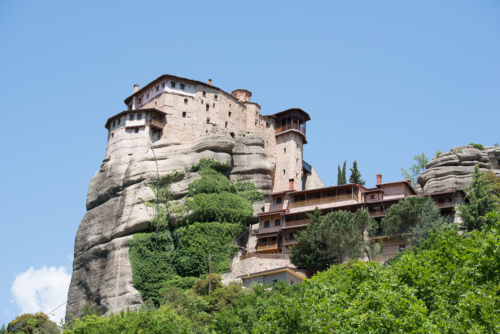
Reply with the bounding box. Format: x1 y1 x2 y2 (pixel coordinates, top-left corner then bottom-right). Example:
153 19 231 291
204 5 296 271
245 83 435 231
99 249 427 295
258 225 282 234
257 241 279 251
369 210 386 217
149 119 163 129
284 237 298 245
276 123 306 136
125 119 146 128
239 253 290 261
435 198 454 208
284 219 309 228
291 193 355 208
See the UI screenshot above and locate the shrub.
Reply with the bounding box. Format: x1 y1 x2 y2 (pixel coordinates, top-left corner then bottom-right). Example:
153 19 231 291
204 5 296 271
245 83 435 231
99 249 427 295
7 312 58 334
435 149 443 156
193 273 223 296
469 142 485 150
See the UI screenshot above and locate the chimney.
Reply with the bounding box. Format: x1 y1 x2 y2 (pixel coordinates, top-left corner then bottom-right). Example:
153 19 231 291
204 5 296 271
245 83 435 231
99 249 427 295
376 173 382 185
133 84 139 93
208 79 212 85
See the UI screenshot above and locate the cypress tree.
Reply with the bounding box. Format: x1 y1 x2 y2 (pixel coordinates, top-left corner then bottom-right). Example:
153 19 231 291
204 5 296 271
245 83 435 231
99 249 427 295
349 160 366 186
337 165 342 185
341 161 347 185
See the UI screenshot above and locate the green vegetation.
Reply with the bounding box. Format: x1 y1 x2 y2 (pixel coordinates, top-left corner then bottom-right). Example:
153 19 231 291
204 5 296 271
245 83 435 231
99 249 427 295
129 158 261 307
337 160 347 185
7 312 58 334
470 142 485 150
485 172 500 195
348 160 365 186
435 149 442 156
0 324 5 334
290 208 379 273
381 196 450 247
458 164 499 232
400 153 429 185
494 143 499 147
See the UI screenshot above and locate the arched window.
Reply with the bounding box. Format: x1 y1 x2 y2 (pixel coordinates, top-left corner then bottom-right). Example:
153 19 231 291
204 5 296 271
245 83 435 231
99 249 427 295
275 219 281 226
276 197 283 204
264 220 270 228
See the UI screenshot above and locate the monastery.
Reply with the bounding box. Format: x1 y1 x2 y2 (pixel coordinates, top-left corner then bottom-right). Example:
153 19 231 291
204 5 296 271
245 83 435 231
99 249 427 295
104 74 464 286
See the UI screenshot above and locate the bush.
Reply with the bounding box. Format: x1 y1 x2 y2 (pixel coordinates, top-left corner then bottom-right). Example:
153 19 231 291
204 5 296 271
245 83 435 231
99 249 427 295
7 312 58 334
160 276 198 291
435 149 443 156
470 142 485 150
193 273 223 296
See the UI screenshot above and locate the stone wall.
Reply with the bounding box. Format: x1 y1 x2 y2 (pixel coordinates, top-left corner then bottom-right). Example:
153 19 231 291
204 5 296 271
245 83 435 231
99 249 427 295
303 166 325 190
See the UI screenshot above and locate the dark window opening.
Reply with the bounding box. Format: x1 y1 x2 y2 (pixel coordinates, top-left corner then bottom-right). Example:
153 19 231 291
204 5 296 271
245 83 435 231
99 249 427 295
207 118 210 124
399 245 406 253
117 118 120 125
284 148 286 153
111 133 114 138
182 112 186 118
206 104 210 111
135 128 139 133
276 197 283 204
146 93 149 98
228 111 232 117
129 114 135 121
180 83 185 90
275 219 281 226
155 85 159 92
203 91 206 97
371 195 375 200
225 121 228 128
184 98 188 104
264 221 270 227
138 98 142 104
283 169 286 174
112 121 115 127
230 132 235 138
214 95 218 100
255 120 258 125
171 82 176 88
137 114 142 120
213 103 215 108
266 123 270 127
162 82 165 88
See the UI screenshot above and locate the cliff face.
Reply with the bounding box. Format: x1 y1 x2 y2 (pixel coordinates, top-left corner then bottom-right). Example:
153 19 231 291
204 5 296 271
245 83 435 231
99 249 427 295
66 134 274 320
417 146 500 194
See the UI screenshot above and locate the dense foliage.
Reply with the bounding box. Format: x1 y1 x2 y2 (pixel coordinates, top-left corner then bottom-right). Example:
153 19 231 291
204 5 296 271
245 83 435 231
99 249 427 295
337 161 347 185
458 164 499 232
485 172 500 195
129 158 261 306
290 208 379 273
7 312 58 334
400 153 429 185
469 142 485 150
348 160 365 186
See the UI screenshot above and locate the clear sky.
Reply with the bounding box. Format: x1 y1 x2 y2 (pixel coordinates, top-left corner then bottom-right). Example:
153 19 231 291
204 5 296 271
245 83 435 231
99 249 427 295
0 0 499 325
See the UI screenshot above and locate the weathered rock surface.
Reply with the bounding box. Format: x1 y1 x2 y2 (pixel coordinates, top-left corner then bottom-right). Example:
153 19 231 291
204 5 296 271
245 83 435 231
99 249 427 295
66 134 274 320
417 146 500 194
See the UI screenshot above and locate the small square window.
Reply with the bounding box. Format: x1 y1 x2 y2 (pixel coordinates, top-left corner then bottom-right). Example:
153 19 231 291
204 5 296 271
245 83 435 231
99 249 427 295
130 114 135 121
228 111 231 117
371 195 375 200
206 104 209 111
399 245 406 253
137 114 142 120
180 83 185 90
214 95 218 100
135 128 139 133
266 122 270 127
184 99 188 104
171 82 176 88
225 121 228 128
203 91 206 97
182 112 186 118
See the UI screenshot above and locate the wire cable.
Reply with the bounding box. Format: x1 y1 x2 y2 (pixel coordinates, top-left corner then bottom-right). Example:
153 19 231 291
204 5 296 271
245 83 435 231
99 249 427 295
45 300 67 316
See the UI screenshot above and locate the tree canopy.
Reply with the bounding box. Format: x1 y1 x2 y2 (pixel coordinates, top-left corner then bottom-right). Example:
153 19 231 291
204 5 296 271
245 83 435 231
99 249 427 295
348 160 365 185
400 153 429 185
337 161 347 185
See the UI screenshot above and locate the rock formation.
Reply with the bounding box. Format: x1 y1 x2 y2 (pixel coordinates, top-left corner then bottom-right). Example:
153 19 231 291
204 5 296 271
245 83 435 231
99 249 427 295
66 134 274 320
417 146 500 194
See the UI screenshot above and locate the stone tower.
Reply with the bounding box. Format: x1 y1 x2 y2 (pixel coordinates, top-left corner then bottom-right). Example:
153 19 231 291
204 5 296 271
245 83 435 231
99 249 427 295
272 109 310 192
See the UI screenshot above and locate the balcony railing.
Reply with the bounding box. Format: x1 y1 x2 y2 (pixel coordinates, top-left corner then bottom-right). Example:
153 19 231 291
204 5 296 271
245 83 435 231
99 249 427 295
269 203 285 212
435 199 453 208
125 119 146 128
369 210 386 217
239 253 290 261
291 193 354 208
257 241 279 250
150 119 163 129
284 219 309 228
276 123 306 136
258 225 282 234
284 237 298 245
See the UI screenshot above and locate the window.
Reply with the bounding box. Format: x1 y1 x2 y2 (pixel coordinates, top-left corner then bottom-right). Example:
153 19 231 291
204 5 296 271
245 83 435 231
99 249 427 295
228 111 231 117
171 82 176 88
180 83 185 90
137 114 142 120
213 103 215 108
297 144 299 149
155 85 159 92
112 121 115 127
129 114 135 121
184 98 188 104
138 98 142 104
276 197 283 204
162 82 165 88
371 195 375 200
135 128 139 133
182 112 186 118
230 132 235 138
111 133 114 138
207 118 210 124
284 148 286 153
201 100 203 104
399 245 406 253
206 104 209 111
203 91 206 97
146 93 149 98
117 118 120 125
283 169 286 174
266 122 270 127
272 279 278 287
214 95 218 100
255 120 258 125
275 219 281 226
264 221 270 227
225 122 228 128
291 281 294 285
296 158 298 164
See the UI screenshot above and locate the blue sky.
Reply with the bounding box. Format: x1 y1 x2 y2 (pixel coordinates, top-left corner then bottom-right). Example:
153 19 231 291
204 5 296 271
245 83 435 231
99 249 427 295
0 0 499 325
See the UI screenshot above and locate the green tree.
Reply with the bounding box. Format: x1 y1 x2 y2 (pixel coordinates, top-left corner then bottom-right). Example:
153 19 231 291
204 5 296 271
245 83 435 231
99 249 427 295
494 143 499 147
290 208 378 273
435 150 442 156
348 160 366 186
80 302 103 317
469 142 485 150
0 324 6 334
484 172 500 195
7 312 57 334
381 196 449 247
400 153 429 185
458 164 499 232
337 161 347 185
192 273 223 296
